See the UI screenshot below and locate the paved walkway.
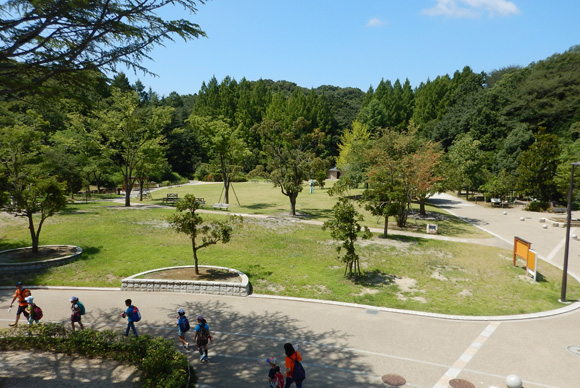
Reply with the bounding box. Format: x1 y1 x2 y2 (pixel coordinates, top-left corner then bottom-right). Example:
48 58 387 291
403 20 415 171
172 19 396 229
2 192 580 388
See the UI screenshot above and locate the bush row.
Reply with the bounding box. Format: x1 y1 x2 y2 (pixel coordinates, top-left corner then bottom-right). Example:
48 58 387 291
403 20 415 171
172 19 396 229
0 323 196 388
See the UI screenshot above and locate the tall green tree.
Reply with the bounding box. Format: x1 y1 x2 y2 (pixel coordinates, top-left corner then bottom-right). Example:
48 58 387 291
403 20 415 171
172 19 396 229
364 126 426 228
85 89 172 206
322 197 372 278
0 106 67 252
516 129 561 201
443 134 486 199
258 118 323 215
336 120 371 189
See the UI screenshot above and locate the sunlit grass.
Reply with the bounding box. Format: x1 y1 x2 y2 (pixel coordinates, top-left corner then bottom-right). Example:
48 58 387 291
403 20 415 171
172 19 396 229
1 201 578 316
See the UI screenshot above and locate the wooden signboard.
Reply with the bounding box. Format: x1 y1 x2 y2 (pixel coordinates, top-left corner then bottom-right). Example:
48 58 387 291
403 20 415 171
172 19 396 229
513 236 531 266
513 236 538 281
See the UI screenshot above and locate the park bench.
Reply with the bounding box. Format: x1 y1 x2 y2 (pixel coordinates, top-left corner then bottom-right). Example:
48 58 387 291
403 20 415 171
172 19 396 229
553 207 567 214
162 193 179 204
212 203 229 211
490 198 501 207
195 197 205 206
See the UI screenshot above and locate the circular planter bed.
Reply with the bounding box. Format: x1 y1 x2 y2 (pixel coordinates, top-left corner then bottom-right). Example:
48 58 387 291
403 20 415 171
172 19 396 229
121 265 250 296
0 245 82 274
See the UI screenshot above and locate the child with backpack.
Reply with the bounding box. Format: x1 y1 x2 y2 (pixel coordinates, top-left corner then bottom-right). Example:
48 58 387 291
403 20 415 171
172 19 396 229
70 296 85 331
193 314 211 362
121 299 140 337
176 308 190 349
267 356 285 388
25 296 42 325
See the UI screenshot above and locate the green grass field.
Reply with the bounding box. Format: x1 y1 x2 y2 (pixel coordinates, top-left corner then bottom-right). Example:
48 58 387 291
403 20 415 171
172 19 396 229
149 182 489 238
1 181 578 316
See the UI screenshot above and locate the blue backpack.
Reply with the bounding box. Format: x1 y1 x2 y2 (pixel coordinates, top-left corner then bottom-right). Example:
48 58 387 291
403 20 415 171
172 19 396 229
291 354 306 382
129 306 141 322
179 316 190 332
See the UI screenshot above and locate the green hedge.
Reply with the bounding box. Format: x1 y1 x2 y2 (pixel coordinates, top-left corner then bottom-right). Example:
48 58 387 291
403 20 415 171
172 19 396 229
0 323 196 388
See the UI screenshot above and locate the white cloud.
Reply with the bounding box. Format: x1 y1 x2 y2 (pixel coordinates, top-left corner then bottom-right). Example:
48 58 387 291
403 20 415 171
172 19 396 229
422 0 520 18
366 18 387 27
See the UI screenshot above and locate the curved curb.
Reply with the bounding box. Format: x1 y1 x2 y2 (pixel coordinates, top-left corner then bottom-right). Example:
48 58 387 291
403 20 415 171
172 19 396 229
249 293 580 322
120 265 250 296
0 285 577 322
0 245 83 274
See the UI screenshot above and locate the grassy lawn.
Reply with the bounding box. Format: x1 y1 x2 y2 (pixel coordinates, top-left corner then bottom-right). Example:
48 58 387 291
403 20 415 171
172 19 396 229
149 181 490 238
1 196 579 316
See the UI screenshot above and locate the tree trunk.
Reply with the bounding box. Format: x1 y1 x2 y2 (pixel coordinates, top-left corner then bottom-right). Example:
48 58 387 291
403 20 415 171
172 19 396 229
382 216 389 238
193 240 199 275
289 193 297 216
138 179 144 201
224 180 230 205
419 198 426 215
27 214 39 253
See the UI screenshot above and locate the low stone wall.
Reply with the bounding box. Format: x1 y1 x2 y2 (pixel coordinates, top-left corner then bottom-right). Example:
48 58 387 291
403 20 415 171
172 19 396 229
0 245 83 274
121 265 250 296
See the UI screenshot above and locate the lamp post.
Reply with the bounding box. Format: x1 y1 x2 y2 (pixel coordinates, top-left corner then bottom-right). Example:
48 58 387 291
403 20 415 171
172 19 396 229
561 162 580 302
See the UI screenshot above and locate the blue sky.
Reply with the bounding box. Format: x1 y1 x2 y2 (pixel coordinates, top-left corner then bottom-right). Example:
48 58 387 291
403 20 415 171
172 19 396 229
124 0 580 96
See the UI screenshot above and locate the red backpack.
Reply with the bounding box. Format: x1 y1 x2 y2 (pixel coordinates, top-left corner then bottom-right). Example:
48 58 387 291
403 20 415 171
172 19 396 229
272 371 284 388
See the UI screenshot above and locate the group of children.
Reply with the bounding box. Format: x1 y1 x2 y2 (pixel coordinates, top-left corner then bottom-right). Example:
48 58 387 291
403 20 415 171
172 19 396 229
175 308 212 362
8 283 213 362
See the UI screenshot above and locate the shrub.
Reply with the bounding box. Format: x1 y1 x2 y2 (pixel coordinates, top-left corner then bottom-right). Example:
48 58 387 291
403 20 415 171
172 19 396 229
0 324 196 387
526 200 550 212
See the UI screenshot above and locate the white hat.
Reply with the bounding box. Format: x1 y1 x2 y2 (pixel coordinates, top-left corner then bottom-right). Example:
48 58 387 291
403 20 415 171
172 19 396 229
25 296 33 304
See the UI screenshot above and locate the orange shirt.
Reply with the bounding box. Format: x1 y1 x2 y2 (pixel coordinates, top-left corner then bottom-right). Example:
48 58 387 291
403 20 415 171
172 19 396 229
14 288 30 306
285 351 302 377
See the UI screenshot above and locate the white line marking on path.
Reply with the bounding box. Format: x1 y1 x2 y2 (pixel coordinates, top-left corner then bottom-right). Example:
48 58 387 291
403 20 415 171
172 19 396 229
432 321 500 388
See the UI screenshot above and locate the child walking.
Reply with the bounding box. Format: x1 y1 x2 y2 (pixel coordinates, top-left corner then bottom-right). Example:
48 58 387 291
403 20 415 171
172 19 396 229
176 308 190 349
193 314 211 362
121 299 139 337
70 296 84 331
267 356 284 388
25 296 41 325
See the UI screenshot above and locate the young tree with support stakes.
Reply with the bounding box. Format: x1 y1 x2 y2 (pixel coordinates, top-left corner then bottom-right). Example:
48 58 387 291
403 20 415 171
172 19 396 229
167 194 242 275
322 197 372 278
187 115 248 204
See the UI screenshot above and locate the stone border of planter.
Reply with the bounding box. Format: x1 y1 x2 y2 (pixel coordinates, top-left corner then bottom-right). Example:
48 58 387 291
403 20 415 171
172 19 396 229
0 245 83 274
121 265 250 296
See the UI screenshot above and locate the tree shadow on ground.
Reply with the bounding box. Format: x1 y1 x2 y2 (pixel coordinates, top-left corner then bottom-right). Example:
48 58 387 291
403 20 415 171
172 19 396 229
244 203 275 210
90 298 385 387
294 207 333 219
354 270 397 287
0 350 141 388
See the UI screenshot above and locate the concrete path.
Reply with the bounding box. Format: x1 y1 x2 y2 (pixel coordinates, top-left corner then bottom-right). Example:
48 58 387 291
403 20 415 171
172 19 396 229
2 192 580 388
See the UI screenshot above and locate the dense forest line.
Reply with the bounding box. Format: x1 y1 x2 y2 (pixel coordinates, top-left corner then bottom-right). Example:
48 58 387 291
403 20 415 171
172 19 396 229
2 45 580 233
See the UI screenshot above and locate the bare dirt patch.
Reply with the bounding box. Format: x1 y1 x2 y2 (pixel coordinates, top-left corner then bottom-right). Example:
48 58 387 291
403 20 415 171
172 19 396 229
137 267 241 283
0 246 78 264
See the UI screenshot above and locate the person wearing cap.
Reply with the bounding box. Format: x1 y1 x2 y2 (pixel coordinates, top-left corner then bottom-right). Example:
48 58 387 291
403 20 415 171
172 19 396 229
193 314 211 362
70 296 84 331
176 308 190 349
24 296 39 325
9 282 31 327
267 356 283 388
